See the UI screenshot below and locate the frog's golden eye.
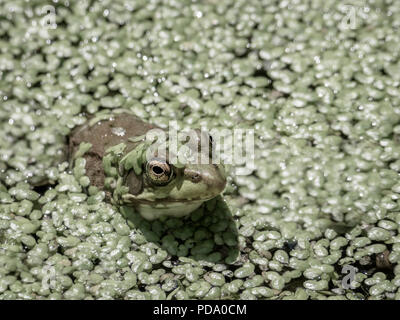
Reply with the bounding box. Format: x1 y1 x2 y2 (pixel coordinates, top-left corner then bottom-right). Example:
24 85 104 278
146 159 172 185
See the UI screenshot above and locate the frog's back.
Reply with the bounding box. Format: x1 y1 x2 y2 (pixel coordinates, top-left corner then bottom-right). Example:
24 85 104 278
69 113 157 190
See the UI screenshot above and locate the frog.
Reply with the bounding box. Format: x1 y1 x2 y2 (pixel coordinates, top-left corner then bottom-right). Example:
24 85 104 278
68 113 227 220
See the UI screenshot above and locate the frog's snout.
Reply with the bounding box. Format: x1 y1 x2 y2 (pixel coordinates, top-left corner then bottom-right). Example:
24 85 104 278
204 168 227 193
184 168 203 183
184 164 226 195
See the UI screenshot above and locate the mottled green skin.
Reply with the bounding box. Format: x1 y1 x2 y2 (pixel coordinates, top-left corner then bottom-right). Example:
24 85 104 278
69 113 157 191
69 113 227 219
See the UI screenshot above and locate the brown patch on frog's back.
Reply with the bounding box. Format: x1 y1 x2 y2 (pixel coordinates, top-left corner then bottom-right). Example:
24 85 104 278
69 114 158 157
69 113 159 190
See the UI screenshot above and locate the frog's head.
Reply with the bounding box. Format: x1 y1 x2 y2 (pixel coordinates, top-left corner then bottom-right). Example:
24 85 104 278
122 130 227 220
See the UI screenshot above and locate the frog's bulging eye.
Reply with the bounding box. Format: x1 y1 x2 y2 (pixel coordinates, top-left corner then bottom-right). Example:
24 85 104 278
146 159 172 185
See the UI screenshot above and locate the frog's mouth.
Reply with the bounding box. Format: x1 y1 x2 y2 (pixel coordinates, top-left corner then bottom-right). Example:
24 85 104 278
121 194 217 205
130 198 207 221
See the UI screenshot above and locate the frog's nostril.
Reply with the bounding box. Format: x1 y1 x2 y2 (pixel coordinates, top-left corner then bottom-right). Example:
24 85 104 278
184 169 202 183
191 173 201 183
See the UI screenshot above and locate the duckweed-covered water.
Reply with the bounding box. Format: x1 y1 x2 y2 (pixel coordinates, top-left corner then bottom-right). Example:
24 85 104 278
1 0 400 300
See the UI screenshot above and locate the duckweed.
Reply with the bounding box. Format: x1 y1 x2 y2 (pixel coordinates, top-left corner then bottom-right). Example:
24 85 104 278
1 0 400 301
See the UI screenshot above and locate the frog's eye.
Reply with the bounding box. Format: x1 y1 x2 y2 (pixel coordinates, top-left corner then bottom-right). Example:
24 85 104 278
146 159 172 185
